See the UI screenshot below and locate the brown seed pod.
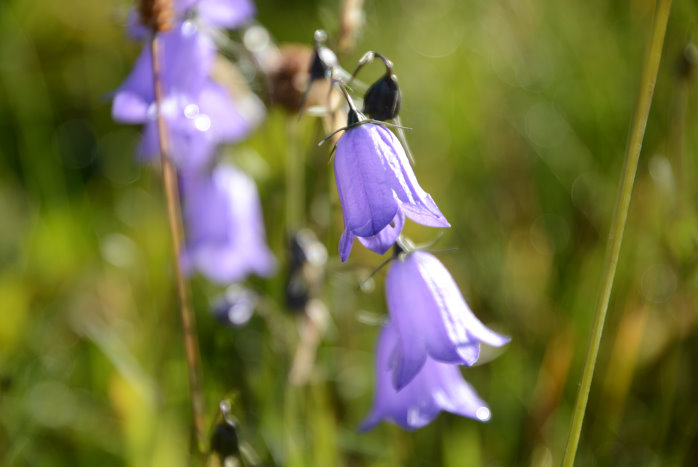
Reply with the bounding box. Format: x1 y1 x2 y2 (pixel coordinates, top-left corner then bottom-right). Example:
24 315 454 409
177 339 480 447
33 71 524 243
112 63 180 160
138 0 175 33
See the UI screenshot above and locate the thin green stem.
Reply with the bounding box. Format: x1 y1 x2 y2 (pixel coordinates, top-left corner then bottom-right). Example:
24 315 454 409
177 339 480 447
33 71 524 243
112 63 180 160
562 1 672 464
150 35 207 454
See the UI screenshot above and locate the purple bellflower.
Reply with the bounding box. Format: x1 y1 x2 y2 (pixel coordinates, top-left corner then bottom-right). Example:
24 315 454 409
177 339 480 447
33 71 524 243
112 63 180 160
386 250 510 390
113 22 214 125
334 123 450 262
135 79 259 170
361 322 493 431
180 163 276 283
114 20 261 170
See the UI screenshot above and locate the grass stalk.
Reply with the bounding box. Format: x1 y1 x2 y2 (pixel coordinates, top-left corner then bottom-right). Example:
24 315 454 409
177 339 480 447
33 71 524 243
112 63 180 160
561 0 672 464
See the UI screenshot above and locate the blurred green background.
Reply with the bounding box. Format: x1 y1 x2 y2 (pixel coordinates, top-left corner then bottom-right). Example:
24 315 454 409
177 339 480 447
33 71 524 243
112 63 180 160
1 0 697 465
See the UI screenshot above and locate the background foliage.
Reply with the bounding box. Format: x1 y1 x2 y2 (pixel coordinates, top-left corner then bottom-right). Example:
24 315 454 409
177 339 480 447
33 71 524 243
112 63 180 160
0 0 697 465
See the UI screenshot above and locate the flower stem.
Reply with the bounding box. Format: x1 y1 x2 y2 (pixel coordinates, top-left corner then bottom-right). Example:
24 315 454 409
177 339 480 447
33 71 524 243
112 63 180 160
562 1 672 465
150 34 207 453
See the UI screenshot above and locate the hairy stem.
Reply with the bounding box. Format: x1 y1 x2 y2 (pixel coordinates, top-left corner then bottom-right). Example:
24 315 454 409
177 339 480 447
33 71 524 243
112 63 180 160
150 35 207 453
562 1 672 465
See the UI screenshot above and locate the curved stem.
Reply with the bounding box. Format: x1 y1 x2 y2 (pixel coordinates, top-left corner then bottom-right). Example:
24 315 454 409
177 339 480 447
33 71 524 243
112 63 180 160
150 35 207 453
562 1 672 465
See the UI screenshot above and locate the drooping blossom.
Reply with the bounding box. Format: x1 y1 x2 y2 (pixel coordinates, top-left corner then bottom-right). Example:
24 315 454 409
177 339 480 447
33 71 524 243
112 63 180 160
180 163 276 283
113 21 259 170
361 322 493 431
386 250 509 389
113 21 214 124
334 122 450 261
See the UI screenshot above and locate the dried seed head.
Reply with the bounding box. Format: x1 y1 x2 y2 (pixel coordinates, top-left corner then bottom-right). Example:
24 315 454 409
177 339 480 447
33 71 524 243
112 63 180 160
138 0 175 33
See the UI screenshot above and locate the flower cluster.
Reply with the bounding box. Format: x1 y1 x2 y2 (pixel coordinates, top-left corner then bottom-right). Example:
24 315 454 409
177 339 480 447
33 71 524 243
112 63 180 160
318 51 509 430
112 0 274 285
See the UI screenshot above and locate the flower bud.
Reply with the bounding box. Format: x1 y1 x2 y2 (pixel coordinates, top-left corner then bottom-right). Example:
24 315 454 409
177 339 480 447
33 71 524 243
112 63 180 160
363 72 401 121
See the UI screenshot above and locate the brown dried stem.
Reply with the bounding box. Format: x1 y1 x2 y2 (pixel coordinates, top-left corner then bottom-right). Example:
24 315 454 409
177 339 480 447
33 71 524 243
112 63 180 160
149 34 207 453
139 0 175 32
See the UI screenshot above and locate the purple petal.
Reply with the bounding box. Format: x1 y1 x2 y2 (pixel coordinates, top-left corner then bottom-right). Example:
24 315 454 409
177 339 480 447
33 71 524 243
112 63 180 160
386 254 429 389
198 82 261 144
196 0 256 28
137 121 160 163
112 91 149 124
339 228 355 263
385 250 509 383
161 22 215 93
357 210 405 255
125 9 149 39
410 251 511 349
137 80 258 170
113 22 214 119
373 126 450 228
334 124 399 237
181 164 276 283
361 322 491 431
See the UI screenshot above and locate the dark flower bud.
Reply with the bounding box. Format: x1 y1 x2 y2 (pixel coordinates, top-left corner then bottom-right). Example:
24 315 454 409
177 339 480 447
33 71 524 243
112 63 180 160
347 108 362 126
285 272 310 312
363 72 401 121
285 229 327 313
308 30 338 82
210 421 240 461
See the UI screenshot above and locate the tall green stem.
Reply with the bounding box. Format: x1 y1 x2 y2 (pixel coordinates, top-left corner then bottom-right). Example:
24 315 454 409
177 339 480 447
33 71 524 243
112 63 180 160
562 1 672 465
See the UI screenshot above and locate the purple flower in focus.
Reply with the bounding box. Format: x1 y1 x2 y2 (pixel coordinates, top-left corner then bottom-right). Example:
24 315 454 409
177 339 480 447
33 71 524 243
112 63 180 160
334 123 450 262
361 322 492 431
386 250 510 389
180 163 276 283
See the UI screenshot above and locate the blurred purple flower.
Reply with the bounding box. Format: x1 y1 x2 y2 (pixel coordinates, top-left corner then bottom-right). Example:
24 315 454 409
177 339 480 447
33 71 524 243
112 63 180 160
386 250 509 390
113 22 214 123
180 163 276 283
180 0 256 29
112 22 261 170
128 0 256 38
333 123 449 262
136 80 260 170
361 322 493 431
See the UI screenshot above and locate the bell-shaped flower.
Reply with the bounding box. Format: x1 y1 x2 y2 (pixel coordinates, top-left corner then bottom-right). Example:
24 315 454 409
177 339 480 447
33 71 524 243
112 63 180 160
361 322 493 431
334 123 450 261
112 22 260 170
180 163 276 283
136 80 261 170
386 250 509 389
113 21 214 123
